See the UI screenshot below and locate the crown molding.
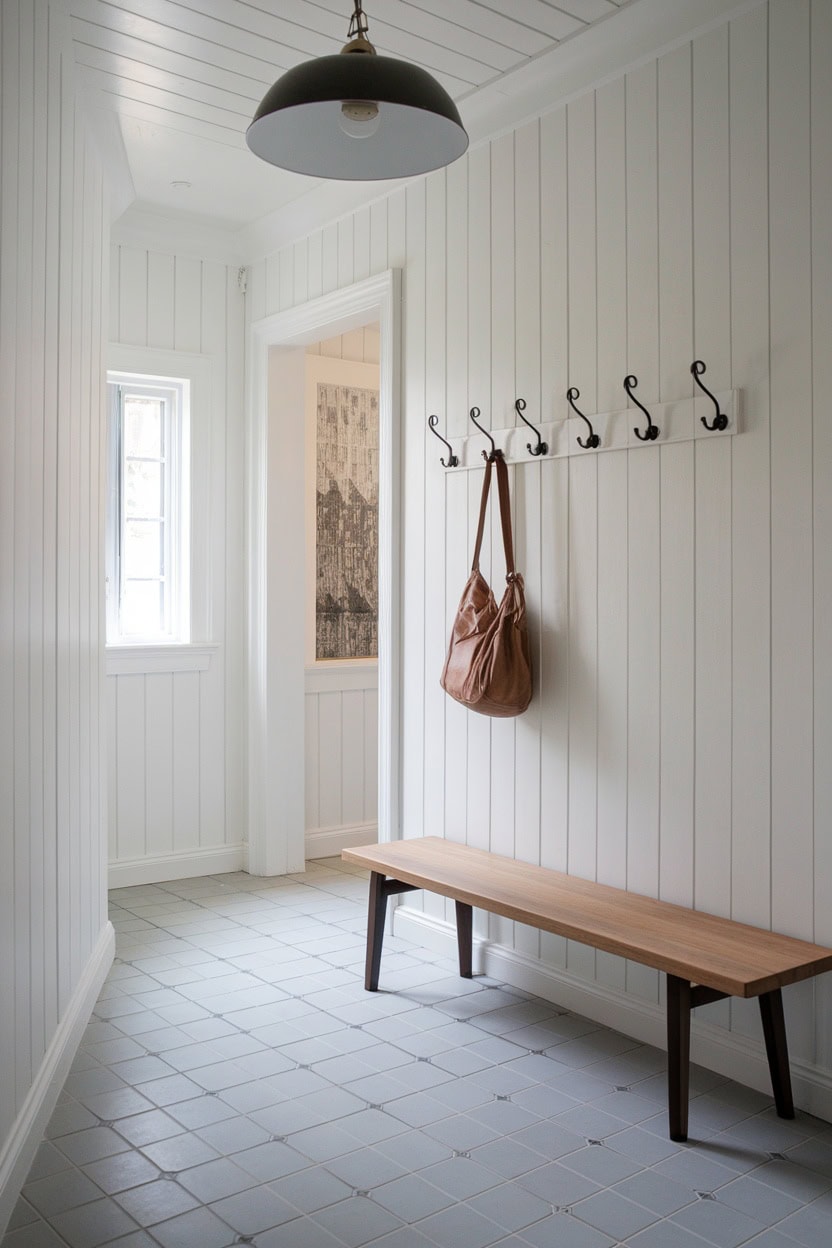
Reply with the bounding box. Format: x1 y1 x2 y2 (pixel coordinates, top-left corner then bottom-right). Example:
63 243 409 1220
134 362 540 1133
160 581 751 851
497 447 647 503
112 203 247 264
460 0 767 149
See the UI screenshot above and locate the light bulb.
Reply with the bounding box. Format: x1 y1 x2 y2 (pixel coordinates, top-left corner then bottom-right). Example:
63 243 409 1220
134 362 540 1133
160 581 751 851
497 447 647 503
339 100 380 139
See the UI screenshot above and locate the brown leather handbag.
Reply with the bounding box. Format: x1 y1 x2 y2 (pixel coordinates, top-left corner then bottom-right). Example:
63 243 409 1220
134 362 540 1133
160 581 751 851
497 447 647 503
441 452 532 717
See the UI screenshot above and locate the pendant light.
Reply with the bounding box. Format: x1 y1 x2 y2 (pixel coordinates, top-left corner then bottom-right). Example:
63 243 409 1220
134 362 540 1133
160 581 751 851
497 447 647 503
246 0 469 181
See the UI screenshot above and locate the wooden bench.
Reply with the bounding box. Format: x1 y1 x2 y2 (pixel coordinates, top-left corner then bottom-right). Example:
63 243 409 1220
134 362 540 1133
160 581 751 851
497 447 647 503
343 838 832 1142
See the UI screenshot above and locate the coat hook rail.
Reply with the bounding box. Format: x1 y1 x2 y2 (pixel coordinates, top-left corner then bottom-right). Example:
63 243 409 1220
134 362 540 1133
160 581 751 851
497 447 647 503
625 374 659 442
515 398 548 456
691 361 728 431
566 387 601 449
427 415 459 468
469 406 498 461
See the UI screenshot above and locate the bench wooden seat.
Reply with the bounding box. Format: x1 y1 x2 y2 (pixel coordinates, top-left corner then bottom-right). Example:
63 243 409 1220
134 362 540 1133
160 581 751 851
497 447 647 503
343 837 832 1141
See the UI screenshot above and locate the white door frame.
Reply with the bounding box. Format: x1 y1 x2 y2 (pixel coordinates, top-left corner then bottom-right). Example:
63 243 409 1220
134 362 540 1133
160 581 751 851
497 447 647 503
246 270 402 876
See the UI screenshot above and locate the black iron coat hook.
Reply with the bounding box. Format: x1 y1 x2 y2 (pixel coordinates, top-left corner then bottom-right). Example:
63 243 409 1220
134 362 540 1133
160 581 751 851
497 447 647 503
691 361 728 431
625 374 659 442
469 406 498 461
566 387 600 449
427 414 459 467
514 398 548 456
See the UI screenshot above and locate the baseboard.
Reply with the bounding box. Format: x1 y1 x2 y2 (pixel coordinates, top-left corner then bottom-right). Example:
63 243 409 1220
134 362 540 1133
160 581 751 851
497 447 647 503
392 904 832 1124
0 922 115 1237
108 845 246 888
305 822 377 860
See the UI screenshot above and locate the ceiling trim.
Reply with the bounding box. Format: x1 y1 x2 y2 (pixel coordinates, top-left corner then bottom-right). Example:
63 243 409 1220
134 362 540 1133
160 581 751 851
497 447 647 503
112 205 246 264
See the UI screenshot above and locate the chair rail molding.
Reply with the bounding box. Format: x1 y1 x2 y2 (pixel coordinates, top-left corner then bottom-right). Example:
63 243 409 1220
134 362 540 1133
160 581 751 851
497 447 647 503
246 270 401 876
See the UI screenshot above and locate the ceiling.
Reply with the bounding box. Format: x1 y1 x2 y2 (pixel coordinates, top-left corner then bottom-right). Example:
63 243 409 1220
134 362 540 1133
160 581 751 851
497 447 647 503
70 0 633 234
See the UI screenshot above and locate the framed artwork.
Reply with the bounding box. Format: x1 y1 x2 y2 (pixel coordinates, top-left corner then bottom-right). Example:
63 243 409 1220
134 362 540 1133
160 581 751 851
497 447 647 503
305 353 380 664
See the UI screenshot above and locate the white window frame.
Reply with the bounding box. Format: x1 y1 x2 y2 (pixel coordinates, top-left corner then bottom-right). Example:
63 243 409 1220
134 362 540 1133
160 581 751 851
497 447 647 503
105 345 215 676
106 372 190 645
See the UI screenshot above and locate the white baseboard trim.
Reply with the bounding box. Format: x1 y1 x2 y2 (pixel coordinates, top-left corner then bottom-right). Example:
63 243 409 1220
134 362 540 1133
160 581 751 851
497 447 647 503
392 904 832 1124
108 845 246 888
305 822 377 860
0 922 115 1237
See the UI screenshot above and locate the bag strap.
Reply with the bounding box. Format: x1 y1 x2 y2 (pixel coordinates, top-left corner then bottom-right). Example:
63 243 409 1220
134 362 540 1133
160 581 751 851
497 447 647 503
494 453 516 577
470 452 516 577
471 456 492 571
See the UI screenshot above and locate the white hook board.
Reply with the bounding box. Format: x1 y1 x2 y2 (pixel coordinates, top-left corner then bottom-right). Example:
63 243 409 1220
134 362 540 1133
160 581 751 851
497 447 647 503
437 391 741 471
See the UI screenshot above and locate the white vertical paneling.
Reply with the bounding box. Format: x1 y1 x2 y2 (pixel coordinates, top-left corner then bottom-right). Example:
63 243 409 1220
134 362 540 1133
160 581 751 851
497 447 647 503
107 679 118 861
692 27 732 964
341 690 365 826
370 200 388 276
147 252 175 349
595 76 628 992
305 693 320 832
1 0 20 1135
116 677 145 861
225 262 246 848
812 0 832 1071
443 158 469 851
539 107 570 971
199 261 228 848
1 0 110 1172
237 0 832 1106
107 246 246 873
768 0 815 1062
265 251 280 316
318 692 342 829
769 0 814 942
172 672 200 853
279 245 294 311
489 133 516 948
363 688 378 824
513 120 543 957
729 3 771 963
566 93 598 983
625 60 660 1003
464 144 491 941
174 255 202 353
293 239 309 306
338 216 354 288
145 675 174 858
354 206 371 283
307 230 323 300
423 170 447 921
657 45 694 909
118 247 147 346
15 0 35 1100
402 180 426 859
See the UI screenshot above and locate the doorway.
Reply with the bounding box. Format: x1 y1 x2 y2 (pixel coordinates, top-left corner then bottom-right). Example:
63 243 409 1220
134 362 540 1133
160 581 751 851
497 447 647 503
304 327 380 860
246 271 401 877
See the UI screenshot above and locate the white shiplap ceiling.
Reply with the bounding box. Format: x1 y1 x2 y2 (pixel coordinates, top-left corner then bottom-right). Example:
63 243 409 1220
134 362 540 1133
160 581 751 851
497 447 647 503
70 0 632 233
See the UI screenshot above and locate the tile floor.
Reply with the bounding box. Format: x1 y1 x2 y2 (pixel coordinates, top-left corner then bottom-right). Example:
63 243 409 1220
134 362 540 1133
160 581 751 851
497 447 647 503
5 857 832 1248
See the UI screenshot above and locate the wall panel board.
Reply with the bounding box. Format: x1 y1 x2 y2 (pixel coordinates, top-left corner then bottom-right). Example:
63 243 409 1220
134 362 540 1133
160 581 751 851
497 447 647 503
239 0 831 1106
0 0 110 1205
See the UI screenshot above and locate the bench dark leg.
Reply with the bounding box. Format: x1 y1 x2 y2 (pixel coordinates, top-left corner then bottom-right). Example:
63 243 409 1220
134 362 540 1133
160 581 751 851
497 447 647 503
759 989 795 1119
667 974 692 1142
365 871 388 992
455 902 473 978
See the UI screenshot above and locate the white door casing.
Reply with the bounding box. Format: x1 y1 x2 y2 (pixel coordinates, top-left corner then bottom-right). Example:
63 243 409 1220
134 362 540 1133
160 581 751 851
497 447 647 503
246 270 402 875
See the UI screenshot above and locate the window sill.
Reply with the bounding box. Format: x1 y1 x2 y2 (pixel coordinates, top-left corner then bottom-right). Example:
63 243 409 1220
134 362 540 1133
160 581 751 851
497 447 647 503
105 643 218 676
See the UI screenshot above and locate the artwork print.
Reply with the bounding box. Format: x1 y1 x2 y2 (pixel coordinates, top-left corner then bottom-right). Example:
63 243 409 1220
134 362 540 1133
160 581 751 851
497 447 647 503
316 382 379 659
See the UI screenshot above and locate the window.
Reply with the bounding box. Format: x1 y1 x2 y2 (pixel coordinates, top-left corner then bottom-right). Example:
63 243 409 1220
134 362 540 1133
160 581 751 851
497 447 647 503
106 371 190 644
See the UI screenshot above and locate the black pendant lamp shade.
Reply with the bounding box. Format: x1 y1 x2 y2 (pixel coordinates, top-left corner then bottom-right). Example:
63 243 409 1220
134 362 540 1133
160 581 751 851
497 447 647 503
246 1 469 181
